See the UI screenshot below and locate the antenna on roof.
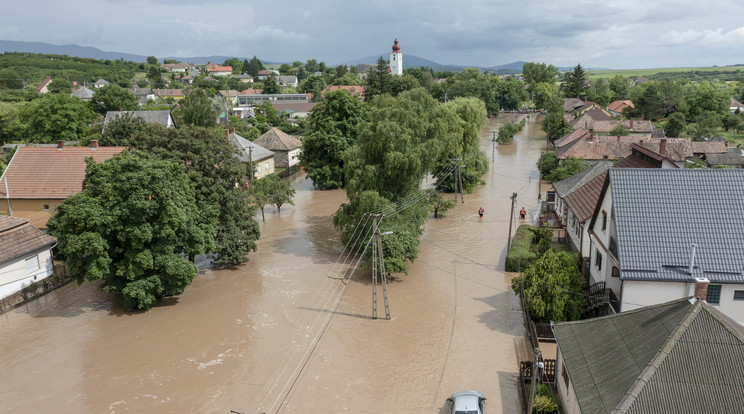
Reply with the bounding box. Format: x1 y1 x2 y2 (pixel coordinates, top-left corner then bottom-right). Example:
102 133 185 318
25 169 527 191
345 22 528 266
688 243 697 275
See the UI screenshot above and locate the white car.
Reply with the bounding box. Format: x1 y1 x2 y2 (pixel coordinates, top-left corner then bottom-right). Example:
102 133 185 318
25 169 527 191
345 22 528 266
447 390 486 414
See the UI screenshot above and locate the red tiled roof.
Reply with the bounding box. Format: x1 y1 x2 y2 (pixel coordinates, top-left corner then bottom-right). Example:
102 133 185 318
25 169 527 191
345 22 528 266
0 216 56 264
564 172 607 223
558 136 726 161
207 65 232 72
36 77 52 92
240 88 264 95
0 146 125 199
607 100 634 113
152 89 184 97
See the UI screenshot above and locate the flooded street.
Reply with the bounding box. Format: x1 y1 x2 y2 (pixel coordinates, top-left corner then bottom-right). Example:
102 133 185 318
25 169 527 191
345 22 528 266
0 113 547 413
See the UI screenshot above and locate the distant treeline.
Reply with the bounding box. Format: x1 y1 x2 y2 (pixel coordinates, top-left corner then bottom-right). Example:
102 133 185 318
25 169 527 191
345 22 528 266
649 69 744 82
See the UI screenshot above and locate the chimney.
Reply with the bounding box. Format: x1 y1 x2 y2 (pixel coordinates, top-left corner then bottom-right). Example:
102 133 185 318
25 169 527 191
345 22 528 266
639 139 644 146
641 114 645 121
630 118 634 130
589 129 594 142
603 155 609 160
57 140 64 150
616 135 620 142
693 277 709 301
91 140 99 150
659 138 667 156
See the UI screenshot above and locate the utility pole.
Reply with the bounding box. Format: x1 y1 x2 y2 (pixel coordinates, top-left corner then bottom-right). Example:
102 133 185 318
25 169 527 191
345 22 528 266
248 146 254 181
453 159 465 203
507 192 517 249
371 214 391 320
527 347 542 414
538 151 544 201
491 130 497 163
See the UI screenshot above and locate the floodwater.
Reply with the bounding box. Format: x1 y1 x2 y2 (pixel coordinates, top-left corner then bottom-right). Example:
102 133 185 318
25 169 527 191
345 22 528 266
0 113 547 413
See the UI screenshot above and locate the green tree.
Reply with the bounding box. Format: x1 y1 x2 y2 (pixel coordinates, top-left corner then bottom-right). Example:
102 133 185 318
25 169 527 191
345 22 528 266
134 125 259 266
180 89 216 128
262 76 280 94
222 58 243 74
545 156 588 181
586 77 610 106
723 112 742 132
147 56 158 65
23 93 96 142
495 76 528 110
511 250 583 322
609 75 630 100
89 84 138 115
390 74 420 97
48 78 72 94
299 89 367 189
522 62 559 90
562 64 588 98
245 56 264 77
609 124 630 136
443 68 499 115
299 75 326 100
0 102 23 144
47 151 215 311
147 65 165 88
100 112 149 146
532 82 560 110
246 174 295 220
429 191 456 218
542 110 572 143
363 56 393 100
664 112 686 137
537 152 558 177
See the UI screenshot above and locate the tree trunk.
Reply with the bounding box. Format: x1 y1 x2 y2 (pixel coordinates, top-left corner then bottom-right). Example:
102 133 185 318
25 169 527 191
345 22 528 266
260 207 265 222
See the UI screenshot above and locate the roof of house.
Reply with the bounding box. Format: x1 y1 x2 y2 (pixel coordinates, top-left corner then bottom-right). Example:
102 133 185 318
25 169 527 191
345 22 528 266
553 298 744 414
730 98 744 108
601 168 744 283
588 119 654 133
217 90 240 98
355 64 375 73
322 85 365 97
557 137 726 161
615 144 678 168
552 160 612 198
207 65 232 72
271 102 318 113
36 77 52 92
240 88 264 95
254 127 302 152
228 132 274 163
237 74 253 79
93 79 110 86
554 127 590 153
569 108 613 130
104 111 173 127
70 86 95 99
0 216 57 265
131 87 154 96
607 100 634 113
152 89 184 97
276 75 297 83
563 97 584 112
563 171 607 223
705 147 744 166
0 145 125 199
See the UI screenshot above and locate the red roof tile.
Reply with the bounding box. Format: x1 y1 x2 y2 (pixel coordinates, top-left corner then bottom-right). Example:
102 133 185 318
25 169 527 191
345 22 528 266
0 146 125 199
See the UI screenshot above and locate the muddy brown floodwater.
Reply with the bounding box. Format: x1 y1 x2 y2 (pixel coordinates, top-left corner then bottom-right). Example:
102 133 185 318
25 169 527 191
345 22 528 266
0 113 547 413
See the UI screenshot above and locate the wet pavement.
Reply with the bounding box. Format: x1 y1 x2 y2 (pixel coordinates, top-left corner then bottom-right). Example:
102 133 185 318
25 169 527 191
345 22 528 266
0 113 547 413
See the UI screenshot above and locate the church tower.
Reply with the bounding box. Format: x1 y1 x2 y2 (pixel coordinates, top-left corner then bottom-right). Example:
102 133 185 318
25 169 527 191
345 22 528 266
389 37 403 76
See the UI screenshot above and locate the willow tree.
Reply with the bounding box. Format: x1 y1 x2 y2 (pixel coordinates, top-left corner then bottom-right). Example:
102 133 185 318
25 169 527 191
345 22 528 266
334 88 462 273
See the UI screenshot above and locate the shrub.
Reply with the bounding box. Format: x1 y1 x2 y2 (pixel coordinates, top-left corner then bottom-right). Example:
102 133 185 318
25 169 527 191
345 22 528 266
533 394 558 413
505 225 539 272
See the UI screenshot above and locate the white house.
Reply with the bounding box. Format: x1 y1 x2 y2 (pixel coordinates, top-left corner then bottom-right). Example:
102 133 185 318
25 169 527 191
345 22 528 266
588 168 744 325
0 216 56 300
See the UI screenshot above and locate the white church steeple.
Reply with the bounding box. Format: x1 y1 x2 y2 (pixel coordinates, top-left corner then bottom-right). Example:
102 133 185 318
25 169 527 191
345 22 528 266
390 37 403 76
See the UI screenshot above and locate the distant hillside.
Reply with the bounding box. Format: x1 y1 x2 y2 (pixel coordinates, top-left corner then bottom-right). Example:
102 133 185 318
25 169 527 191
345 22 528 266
0 40 148 62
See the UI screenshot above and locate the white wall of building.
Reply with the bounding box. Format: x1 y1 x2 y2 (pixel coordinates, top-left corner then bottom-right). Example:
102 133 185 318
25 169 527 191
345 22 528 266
555 349 581 414
0 249 54 299
287 148 302 167
589 186 618 292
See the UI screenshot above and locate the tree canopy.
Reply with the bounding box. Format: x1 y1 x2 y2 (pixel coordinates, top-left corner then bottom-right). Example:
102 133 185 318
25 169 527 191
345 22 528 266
180 89 217 128
89 84 138 115
562 64 588 99
363 57 393 100
48 151 215 310
22 93 96 142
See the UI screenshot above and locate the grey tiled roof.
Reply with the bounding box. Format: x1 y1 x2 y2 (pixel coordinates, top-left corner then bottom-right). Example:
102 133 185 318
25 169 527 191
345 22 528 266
553 298 744 414
103 111 173 127
552 160 612 198
609 168 744 283
228 133 274 162
70 86 94 99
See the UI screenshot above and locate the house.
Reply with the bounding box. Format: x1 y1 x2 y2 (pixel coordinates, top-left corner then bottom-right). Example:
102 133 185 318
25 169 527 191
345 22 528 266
162 63 190 73
355 64 375 80
177 75 193 85
0 215 57 300
237 93 309 107
103 111 175 129
237 74 254 83
552 297 744 414
552 160 612 229
152 88 185 100
0 141 125 229
606 100 634 117
227 131 275 179
257 69 279 80
557 135 726 164
553 127 590 156
93 79 110 88
568 107 613 129
131 87 156 103
70 86 95 101
276 75 298 88
271 102 318 119
730 98 744 113
207 65 232 77
588 168 744 324
703 147 744 167
563 98 584 113
254 127 302 168
588 118 654 137
36 77 52 94
321 85 365 98
560 146 677 260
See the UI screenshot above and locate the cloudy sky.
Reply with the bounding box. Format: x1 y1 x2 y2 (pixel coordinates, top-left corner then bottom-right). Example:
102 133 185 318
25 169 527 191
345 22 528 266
2 0 743 69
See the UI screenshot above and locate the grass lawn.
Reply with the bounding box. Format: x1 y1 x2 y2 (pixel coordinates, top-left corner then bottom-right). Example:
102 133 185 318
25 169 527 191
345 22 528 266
721 131 744 147
587 66 744 79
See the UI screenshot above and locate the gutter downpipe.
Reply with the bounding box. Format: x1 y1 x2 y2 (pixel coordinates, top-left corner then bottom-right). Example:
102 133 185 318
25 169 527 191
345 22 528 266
4 176 11 216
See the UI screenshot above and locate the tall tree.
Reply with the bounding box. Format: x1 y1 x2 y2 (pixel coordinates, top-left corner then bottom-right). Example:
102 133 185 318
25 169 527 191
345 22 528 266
180 89 217 128
147 65 166 88
522 62 559 90
89 84 138 115
299 89 367 189
262 76 280 94
245 56 264 77
246 174 296 220
47 151 215 311
363 56 393 100
664 112 686 137
22 93 96 142
147 56 158 65
495 76 528 110
133 125 261 266
100 112 149 146
609 75 630 100
562 64 588 98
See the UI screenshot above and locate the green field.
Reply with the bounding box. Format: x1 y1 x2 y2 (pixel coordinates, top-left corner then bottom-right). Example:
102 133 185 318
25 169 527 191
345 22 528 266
587 66 744 79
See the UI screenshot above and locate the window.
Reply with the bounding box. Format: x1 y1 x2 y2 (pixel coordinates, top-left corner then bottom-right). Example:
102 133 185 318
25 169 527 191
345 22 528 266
265 162 270 172
562 362 569 389
706 285 722 305
44 204 50 210
612 266 619 278
25 256 40 274
734 290 744 301
602 211 607 231
595 249 603 271
257 164 262 174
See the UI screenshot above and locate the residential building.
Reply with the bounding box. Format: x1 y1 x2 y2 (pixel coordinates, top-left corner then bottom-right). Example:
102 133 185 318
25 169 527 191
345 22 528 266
0 141 125 229
703 147 744 167
254 127 302 168
557 135 726 164
552 297 744 414
0 216 57 300
276 76 298 88
131 87 155 103
227 131 275 180
103 111 175 129
70 86 95 101
552 160 612 228
606 100 634 117
207 65 232 77
355 64 375 80
563 98 584 113
36 77 52 94
152 88 185 100
237 74 254 83
216 90 240 105
588 168 744 324
93 79 110 88
271 102 318 119
237 93 309 107
730 98 744 113
257 69 279 80
162 63 190 73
